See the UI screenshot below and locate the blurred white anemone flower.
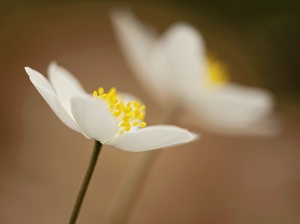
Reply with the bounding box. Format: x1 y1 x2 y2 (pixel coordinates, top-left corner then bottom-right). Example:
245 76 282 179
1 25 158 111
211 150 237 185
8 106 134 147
25 63 198 151
110 9 279 136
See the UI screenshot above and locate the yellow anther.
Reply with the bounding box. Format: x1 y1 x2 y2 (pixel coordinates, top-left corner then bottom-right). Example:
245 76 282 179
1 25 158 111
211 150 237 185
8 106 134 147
125 123 131 131
108 87 116 95
133 100 140 108
98 87 104 96
132 121 139 126
93 91 98 97
139 122 146 127
116 103 122 110
113 111 121 117
123 117 130 122
124 106 132 113
101 94 107 99
137 113 145 120
140 105 146 111
108 95 114 101
126 111 133 117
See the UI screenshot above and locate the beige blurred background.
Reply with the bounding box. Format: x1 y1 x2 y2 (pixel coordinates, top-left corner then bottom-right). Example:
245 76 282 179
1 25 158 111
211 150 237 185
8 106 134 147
1 1 300 224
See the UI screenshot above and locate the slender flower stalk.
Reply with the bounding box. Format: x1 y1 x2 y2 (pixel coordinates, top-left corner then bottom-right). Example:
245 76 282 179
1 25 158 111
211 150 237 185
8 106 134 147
69 141 102 224
107 105 180 224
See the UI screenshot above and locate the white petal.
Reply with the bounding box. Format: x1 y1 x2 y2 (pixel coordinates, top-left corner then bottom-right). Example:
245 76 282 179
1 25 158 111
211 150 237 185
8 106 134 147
186 108 280 137
204 84 273 123
187 83 279 136
110 9 171 105
48 62 86 114
159 23 207 97
110 8 156 70
71 94 117 143
106 125 198 152
25 67 81 133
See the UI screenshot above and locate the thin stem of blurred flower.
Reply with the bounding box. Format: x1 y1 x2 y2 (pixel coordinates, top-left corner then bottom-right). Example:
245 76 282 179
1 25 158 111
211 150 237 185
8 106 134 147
69 141 102 224
107 105 181 224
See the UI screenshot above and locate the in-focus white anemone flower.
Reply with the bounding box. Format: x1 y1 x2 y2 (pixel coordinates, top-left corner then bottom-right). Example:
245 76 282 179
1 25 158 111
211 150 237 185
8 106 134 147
110 9 280 136
25 62 198 151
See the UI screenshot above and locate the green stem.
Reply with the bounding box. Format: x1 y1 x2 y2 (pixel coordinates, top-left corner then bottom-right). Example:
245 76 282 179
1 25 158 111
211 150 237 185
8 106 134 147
68 141 103 224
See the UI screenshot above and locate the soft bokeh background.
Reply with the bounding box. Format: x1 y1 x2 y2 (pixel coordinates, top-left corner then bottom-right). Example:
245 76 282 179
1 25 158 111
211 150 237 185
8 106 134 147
1 1 300 223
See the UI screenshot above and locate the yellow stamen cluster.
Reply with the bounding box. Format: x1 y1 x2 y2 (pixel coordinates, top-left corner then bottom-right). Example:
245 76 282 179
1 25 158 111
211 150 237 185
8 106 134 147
205 56 230 88
93 87 146 134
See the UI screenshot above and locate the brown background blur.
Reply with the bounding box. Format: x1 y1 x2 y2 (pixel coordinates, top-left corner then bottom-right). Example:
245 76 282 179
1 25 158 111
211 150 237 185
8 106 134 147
1 1 300 223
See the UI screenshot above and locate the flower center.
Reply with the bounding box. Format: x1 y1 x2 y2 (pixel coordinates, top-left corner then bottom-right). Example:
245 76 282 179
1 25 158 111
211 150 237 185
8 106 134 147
93 87 146 134
204 56 230 88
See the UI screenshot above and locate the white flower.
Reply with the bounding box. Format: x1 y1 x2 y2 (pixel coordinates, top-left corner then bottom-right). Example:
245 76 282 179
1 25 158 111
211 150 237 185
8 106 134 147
110 9 279 136
25 62 198 151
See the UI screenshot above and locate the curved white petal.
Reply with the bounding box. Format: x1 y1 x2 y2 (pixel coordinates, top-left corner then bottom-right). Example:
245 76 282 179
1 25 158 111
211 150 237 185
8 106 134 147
106 125 198 152
110 9 171 105
110 8 156 67
25 67 81 133
71 94 117 143
48 62 86 114
160 23 207 98
186 108 280 137
203 84 273 124
186 83 279 136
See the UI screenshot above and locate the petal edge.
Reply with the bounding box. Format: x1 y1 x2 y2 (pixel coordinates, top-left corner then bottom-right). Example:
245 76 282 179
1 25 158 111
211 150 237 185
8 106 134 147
106 125 198 152
25 67 81 133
